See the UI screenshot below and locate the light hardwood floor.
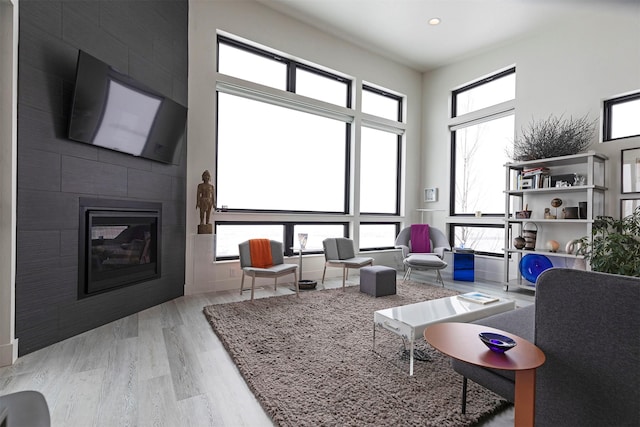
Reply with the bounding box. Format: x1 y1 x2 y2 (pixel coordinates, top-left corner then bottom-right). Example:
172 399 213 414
0 271 534 426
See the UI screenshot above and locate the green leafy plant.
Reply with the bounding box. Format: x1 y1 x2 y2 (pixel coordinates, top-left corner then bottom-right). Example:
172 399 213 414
579 206 640 276
509 114 596 161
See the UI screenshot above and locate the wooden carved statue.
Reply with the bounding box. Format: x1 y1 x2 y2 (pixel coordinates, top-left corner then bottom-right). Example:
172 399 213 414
196 170 215 234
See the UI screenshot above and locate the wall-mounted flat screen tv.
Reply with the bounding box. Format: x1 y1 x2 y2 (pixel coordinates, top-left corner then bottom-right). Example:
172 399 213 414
68 50 187 164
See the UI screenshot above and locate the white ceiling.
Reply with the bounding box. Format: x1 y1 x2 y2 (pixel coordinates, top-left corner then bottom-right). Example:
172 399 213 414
256 0 638 71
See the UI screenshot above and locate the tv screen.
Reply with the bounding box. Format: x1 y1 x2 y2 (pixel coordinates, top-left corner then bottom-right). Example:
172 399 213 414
68 50 187 164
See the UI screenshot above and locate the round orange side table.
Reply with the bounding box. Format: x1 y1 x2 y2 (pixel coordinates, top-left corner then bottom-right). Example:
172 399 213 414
424 322 545 427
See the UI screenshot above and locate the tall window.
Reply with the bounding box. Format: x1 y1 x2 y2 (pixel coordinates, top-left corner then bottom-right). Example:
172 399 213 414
450 68 515 254
217 36 351 213
360 86 402 215
217 93 348 212
359 86 403 249
603 92 640 141
214 35 405 259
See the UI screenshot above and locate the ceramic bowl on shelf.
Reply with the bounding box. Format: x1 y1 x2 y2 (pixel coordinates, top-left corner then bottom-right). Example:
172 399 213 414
478 332 517 353
519 254 553 284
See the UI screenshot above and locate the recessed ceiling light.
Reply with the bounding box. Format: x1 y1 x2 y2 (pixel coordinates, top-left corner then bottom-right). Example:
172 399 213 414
428 17 441 26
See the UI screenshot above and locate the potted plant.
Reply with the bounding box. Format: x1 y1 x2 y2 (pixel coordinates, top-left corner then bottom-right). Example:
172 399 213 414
580 206 640 276
510 114 595 161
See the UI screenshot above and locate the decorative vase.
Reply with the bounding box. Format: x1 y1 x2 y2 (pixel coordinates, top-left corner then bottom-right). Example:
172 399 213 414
297 233 308 249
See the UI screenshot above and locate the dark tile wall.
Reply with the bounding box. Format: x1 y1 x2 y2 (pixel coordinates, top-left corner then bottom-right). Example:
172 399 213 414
16 0 188 355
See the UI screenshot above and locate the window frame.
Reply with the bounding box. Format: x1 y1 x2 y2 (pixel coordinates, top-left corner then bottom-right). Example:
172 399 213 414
214 221 348 260
213 34 406 261
215 91 352 214
451 67 515 118
362 84 403 122
447 223 506 257
449 67 516 218
359 127 402 216
360 85 403 215
215 36 354 215
218 35 352 108
603 92 640 142
358 222 401 251
448 68 516 257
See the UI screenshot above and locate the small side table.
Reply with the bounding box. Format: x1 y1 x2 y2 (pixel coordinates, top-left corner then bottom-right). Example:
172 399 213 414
453 248 474 282
424 322 545 427
291 247 320 290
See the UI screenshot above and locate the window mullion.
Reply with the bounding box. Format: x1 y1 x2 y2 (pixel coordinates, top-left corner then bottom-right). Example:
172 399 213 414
449 100 515 130
216 78 354 123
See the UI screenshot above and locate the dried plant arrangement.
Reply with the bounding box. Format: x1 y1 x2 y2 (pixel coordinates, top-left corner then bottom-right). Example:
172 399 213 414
509 114 596 161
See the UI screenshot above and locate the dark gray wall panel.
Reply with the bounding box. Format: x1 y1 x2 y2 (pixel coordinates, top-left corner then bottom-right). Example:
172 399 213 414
16 0 188 356
18 21 78 80
17 190 79 230
17 64 65 114
100 2 154 61
98 149 153 171
18 106 98 159
127 169 174 200
18 148 61 192
61 156 128 196
19 1 63 38
129 51 173 96
62 6 128 72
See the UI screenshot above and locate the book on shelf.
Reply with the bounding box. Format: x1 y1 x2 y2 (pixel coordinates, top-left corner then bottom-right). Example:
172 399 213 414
522 167 550 176
517 170 551 189
457 292 500 305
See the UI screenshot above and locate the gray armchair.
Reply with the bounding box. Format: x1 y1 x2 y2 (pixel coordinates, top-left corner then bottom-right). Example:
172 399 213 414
0 390 50 427
452 268 640 426
394 225 450 284
321 238 373 290
239 239 298 301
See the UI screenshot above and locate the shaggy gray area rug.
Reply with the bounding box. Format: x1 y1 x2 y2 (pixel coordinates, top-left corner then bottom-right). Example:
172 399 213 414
203 281 509 426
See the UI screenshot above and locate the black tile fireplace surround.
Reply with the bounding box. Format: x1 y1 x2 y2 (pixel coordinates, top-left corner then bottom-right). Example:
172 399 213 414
78 198 162 299
15 0 188 357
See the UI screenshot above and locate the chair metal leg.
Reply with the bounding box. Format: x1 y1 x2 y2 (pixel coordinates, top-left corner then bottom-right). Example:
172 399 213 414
342 267 347 290
402 267 412 282
462 376 468 414
321 265 327 283
274 277 278 291
436 269 444 287
240 271 245 295
250 276 256 301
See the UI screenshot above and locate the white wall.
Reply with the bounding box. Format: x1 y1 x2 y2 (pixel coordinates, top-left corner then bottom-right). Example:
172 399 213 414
186 2 639 292
187 0 422 293
422 4 640 282
0 0 18 367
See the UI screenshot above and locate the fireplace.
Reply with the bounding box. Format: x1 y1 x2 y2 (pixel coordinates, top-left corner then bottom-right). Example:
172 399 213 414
79 198 162 298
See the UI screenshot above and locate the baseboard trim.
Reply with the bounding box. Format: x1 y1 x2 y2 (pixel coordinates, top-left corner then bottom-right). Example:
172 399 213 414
0 339 18 367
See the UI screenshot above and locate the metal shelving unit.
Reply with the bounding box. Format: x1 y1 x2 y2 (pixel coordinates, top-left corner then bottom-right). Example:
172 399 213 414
503 151 608 291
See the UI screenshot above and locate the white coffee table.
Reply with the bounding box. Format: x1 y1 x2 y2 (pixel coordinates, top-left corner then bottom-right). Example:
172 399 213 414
373 294 515 375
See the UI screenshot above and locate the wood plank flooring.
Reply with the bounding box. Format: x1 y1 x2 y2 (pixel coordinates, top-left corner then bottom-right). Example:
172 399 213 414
0 271 534 426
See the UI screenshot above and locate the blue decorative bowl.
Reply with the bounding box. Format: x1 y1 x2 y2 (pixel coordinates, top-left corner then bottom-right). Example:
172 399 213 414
479 332 517 353
519 254 553 284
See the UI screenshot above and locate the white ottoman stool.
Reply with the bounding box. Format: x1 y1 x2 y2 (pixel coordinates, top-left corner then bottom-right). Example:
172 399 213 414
360 265 396 297
403 254 448 286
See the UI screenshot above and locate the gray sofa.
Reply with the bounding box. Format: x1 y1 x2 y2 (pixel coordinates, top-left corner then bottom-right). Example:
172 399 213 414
451 268 640 426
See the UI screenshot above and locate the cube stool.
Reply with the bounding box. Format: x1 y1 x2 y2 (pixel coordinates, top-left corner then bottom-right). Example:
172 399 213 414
360 265 396 297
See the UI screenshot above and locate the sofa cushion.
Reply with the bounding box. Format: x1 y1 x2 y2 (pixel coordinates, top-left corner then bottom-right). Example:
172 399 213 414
534 268 640 426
